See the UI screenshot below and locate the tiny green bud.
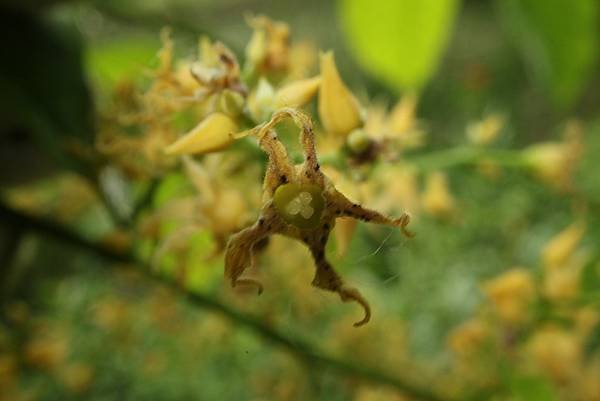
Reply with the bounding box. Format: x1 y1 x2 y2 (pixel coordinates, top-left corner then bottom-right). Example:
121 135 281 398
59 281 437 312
346 129 371 155
273 183 325 229
218 89 245 117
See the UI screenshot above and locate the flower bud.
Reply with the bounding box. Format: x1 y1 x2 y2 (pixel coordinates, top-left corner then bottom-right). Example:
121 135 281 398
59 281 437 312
275 76 320 108
346 128 371 155
165 112 238 155
247 77 276 121
318 51 362 137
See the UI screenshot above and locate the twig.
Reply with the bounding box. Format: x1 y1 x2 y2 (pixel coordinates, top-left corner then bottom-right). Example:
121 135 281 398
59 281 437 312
0 200 457 401
406 146 526 172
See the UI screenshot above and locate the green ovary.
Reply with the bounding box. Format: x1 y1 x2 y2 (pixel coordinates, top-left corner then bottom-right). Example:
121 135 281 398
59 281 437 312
273 183 325 229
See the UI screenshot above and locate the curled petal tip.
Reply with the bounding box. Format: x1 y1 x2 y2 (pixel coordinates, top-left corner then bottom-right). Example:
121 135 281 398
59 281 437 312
338 286 371 327
396 213 415 238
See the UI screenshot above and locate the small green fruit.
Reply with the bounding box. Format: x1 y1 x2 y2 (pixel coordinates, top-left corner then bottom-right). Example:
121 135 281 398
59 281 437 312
273 183 325 229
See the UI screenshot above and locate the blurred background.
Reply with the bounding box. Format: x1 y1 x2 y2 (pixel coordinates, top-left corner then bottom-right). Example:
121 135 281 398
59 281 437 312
1 0 599 400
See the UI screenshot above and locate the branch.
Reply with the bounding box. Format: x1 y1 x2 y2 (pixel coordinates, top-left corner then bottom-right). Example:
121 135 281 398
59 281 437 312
406 147 526 172
0 200 467 401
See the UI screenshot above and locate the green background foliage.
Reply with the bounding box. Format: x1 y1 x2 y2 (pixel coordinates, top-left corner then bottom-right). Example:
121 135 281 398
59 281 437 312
340 0 460 91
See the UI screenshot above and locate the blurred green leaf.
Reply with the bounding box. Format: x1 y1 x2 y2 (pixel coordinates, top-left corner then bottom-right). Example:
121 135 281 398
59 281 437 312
86 36 160 88
339 0 460 91
585 322 600 357
0 0 80 11
0 8 94 170
580 256 600 297
509 374 557 401
497 0 599 109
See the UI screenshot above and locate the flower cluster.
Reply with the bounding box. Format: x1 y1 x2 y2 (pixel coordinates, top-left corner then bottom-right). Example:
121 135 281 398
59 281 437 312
87 15 587 330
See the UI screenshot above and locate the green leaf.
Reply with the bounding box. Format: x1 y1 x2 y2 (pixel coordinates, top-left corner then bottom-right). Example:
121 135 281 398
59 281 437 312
86 36 160 89
585 322 600 357
338 0 460 91
0 8 95 171
509 374 558 401
497 0 599 109
580 256 600 297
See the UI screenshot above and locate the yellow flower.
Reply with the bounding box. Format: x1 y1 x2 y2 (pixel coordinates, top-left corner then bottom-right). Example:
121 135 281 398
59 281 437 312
275 76 321 108
447 318 489 357
541 223 585 270
247 77 276 121
367 165 420 218
388 92 419 135
24 331 68 371
288 40 318 80
190 38 242 96
421 171 455 219
482 268 535 324
466 113 504 145
578 356 600 401
522 120 583 190
318 51 362 137
540 222 587 302
245 15 290 74
543 260 583 302
58 363 95 394
575 307 599 338
0 354 17 391
165 112 238 155
527 325 581 382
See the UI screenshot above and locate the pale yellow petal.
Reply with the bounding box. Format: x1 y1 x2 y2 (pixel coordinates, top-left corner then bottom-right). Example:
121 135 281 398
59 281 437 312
389 92 418 135
421 171 455 219
275 76 321 108
165 112 238 155
318 51 362 137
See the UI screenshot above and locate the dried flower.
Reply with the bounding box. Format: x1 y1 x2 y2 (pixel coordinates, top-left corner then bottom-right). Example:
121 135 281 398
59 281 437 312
245 15 291 75
224 108 412 326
